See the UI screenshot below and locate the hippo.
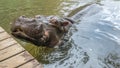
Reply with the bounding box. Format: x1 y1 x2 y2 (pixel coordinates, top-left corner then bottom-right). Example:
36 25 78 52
11 15 74 47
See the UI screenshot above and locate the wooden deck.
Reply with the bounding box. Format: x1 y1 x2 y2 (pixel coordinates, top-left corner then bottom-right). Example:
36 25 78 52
0 27 43 68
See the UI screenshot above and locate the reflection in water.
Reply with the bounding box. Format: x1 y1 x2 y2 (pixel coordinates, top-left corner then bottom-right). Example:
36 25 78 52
1 0 120 68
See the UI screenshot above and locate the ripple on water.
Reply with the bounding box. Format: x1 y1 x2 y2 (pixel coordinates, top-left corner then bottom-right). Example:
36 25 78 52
55 1 120 68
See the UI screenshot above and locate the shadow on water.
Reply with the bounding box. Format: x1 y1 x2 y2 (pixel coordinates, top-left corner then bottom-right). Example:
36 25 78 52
1 0 120 68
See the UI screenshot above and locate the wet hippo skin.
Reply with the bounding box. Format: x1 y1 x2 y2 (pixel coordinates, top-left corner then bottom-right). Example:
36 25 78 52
11 15 74 47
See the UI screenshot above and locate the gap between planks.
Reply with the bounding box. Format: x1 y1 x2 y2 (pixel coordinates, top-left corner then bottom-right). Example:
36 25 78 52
0 26 43 68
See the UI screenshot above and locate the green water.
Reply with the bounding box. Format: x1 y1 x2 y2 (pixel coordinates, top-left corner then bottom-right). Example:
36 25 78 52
0 0 63 32
0 0 76 64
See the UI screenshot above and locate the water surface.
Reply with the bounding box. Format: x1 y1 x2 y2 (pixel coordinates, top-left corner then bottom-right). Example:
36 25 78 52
0 0 120 68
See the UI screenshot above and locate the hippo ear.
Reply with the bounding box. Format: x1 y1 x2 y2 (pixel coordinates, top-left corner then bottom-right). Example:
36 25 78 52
18 15 26 21
62 21 69 26
19 15 26 19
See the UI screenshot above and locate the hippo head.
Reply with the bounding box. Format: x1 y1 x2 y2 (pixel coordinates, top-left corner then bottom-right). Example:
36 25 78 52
11 15 74 47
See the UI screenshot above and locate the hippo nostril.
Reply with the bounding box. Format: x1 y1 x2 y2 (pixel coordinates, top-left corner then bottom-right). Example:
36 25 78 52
21 15 26 18
19 15 26 19
35 15 42 19
18 15 26 21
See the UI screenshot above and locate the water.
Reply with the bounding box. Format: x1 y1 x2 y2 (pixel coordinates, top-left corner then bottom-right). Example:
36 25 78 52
0 0 120 68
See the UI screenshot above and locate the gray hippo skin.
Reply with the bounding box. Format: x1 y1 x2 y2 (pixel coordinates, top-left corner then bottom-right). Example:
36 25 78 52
11 15 74 47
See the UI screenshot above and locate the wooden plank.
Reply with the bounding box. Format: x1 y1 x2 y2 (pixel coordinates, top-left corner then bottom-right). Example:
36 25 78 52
0 51 39 68
0 38 17 50
18 59 43 68
0 27 42 68
0 27 4 33
0 32 11 41
0 43 25 61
